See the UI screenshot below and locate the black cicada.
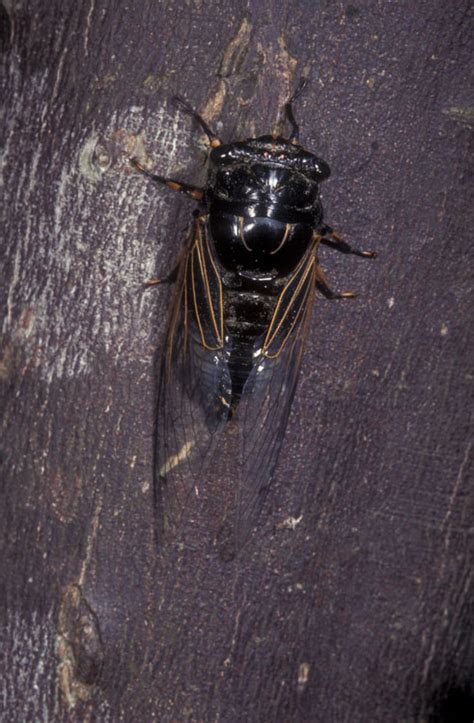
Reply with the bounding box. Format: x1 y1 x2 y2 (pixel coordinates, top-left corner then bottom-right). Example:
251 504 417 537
132 79 376 558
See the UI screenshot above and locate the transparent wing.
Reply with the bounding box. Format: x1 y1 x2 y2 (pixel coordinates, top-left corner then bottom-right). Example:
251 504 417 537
219 250 318 556
155 218 230 543
156 221 317 558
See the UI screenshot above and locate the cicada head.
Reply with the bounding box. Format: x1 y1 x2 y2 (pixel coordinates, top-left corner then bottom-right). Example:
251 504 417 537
209 137 330 211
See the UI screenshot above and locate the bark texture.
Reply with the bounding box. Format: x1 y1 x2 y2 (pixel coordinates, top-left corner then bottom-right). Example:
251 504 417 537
1 1 473 720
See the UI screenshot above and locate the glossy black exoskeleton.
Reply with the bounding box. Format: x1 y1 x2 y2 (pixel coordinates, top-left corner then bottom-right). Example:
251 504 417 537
131 79 376 558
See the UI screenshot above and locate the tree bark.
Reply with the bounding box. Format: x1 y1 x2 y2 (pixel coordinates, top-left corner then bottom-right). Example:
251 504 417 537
1 1 473 720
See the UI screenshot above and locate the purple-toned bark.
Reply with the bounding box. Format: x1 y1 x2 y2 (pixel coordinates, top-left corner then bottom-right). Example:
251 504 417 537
1 1 472 720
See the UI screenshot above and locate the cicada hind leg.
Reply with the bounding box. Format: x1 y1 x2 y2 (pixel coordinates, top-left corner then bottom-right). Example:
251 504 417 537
143 244 191 288
315 264 356 300
314 227 377 300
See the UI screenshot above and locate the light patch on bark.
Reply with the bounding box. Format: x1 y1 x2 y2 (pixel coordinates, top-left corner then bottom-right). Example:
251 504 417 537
3 85 198 383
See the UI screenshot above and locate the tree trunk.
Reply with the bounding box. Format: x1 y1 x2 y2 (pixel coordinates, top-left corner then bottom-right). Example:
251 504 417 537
1 1 472 720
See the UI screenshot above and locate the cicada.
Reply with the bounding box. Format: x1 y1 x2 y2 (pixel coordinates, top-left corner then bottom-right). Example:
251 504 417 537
132 79 376 558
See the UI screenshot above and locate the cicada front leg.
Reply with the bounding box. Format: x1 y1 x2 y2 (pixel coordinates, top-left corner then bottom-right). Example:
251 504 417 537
131 158 204 202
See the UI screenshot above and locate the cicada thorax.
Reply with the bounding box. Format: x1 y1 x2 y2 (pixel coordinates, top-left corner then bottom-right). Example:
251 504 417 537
206 143 325 277
208 212 316 277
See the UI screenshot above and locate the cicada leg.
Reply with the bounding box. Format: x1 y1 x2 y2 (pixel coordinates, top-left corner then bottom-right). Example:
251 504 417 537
174 96 222 148
315 264 356 300
320 225 377 258
285 76 308 144
131 158 204 201
143 236 194 288
144 217 204 289
144 266 179 287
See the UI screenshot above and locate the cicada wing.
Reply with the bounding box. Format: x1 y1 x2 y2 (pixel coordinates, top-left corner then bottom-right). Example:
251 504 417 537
155 219 230 544
220 251 318 555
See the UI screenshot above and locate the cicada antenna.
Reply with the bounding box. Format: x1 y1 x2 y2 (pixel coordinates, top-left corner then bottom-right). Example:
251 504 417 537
174 96 222 148
285 76 308 145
